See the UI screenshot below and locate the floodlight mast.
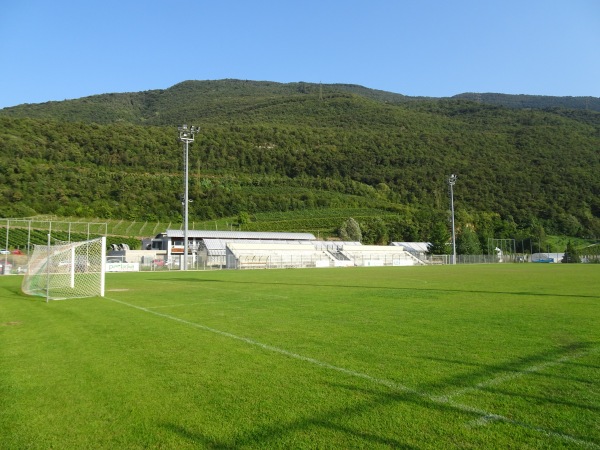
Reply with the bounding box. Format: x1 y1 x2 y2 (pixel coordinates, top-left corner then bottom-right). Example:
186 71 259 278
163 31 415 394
448 174 457 265
178 125 199 271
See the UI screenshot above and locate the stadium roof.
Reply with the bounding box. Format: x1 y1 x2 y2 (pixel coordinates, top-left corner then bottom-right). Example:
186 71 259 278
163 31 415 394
203 238 317 256
391 242 430 252
166 230 316 241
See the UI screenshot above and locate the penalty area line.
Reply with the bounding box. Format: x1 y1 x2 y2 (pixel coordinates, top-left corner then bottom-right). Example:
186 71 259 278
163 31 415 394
104 296 599 449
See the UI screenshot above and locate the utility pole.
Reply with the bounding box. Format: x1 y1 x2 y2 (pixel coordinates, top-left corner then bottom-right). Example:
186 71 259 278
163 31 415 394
448 174 457 265
178 125 199 271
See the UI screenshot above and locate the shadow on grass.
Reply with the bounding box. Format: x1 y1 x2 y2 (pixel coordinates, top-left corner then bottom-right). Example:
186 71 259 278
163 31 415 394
162 369 596 449
159 346 599 448
416 342 598 389
153 277 600 300
483 386 600 413
0 278 29 297
567 360 600 370
161 423 232 449
160 385 446 449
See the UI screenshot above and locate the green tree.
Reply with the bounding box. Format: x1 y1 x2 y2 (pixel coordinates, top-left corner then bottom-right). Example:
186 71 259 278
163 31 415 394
361 217 389 245
338 217 362 242
427 222 450 254
457 227 482 255
237 211 251 226
561 241 581 263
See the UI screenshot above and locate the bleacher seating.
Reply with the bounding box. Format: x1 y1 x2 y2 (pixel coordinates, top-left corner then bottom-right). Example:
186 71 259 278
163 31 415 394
225 242 422 269
340 245 420 266
226 243 335 269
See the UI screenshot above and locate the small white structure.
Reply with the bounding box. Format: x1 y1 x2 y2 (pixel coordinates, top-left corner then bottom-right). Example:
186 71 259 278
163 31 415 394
495 246 504 262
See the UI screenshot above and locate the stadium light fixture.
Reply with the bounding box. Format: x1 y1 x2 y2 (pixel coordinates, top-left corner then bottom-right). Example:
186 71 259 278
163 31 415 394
178 125 199 271
448 174 457 265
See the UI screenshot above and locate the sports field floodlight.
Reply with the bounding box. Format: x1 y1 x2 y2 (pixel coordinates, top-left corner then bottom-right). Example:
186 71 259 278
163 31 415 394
448 174 457 265
178 125 199 271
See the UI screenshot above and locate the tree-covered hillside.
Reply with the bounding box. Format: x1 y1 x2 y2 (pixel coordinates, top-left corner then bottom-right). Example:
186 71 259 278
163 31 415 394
2 79 598 125
0 80 599 247
453 92 600 113
0 80 414 125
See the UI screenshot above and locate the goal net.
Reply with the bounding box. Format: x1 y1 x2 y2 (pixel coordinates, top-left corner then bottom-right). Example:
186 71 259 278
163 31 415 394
22 236 106 301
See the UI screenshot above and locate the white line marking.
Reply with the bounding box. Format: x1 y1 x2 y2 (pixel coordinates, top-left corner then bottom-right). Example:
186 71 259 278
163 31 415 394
198 298 268 305
104 296 600 449
144 297 274 309
150 280 289 299
145 303 209 309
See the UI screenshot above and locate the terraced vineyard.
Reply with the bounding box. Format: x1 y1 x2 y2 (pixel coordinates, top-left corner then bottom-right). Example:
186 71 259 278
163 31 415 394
1 208 394 251
1 223 139 251
244 208 399 234
7 208 396 238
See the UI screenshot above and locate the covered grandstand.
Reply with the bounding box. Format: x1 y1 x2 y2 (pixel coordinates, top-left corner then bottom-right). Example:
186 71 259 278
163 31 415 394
225 242 423 269
226 243 336 269
148 229 424 269
202 238 318 267
154 230 316 266
340 245 424 267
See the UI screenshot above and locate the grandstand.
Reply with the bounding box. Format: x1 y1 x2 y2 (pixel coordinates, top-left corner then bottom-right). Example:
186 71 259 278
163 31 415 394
226 243 335 269
391 242 430 264
143 229 425 270
340 245 424 266
155 230 316 267
201 238 318 267
225 242 422 269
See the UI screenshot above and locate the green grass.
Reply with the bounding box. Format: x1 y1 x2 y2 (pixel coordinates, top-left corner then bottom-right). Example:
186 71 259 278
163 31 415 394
1 265 599 449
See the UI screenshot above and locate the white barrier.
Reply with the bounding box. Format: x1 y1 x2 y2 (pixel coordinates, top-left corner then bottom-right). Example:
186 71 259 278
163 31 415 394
106 262 140 272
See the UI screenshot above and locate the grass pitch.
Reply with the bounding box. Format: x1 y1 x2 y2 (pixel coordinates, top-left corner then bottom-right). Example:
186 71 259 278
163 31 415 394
1 264 599 449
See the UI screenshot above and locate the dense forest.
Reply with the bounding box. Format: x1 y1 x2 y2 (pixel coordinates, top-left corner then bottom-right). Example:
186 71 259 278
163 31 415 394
0 80 599 250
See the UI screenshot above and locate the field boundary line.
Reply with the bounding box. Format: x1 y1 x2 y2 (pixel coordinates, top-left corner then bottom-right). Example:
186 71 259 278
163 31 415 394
144 302 211 309
143 298 258 309
149 280 290 299
104 296 600 449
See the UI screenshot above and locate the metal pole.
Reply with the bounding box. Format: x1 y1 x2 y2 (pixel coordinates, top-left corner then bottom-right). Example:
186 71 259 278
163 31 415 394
46 233 51 303
449 174 457 265
178 125 198 271
4 220 9 272
100 236 106 297
184 138 189 271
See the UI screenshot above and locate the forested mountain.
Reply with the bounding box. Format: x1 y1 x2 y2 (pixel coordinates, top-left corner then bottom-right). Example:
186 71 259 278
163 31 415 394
1 80 599 248
0 80 414 125
2 79 598 124
453 92 600 113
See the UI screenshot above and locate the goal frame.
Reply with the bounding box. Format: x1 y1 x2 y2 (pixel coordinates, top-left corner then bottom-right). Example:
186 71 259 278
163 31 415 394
22 236 106 302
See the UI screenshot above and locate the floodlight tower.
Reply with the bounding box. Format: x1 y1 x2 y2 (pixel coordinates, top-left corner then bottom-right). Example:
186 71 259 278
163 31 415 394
178 124 199 271
448 174 457 265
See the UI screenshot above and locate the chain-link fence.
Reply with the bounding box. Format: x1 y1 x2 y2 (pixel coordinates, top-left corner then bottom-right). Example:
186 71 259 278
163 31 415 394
2 250 597 276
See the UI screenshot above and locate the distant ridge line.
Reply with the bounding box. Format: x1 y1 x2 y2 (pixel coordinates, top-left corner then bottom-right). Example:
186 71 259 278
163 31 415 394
1 79 599 114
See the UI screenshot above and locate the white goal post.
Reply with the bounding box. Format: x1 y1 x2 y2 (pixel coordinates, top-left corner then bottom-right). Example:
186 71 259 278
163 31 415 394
22 236 106 301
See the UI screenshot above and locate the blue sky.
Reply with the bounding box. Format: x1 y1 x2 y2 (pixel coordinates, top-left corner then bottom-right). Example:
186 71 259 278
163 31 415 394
1 0 598 108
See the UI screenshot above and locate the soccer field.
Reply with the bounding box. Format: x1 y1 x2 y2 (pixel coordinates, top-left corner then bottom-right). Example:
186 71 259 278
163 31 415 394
1 265 599 449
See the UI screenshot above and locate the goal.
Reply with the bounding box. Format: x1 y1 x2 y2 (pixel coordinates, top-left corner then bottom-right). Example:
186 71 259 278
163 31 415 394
22 236 106 301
